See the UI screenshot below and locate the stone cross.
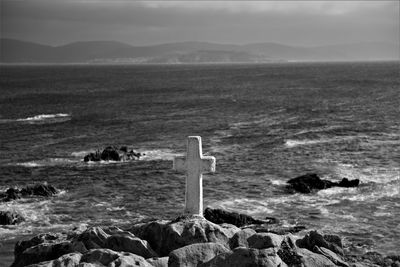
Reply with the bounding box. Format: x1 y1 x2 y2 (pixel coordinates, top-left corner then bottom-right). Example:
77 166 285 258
173 136 216 216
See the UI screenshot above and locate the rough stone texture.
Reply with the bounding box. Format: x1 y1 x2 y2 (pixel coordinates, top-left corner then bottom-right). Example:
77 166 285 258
0 210 25 225
204 207 268 227
168 242 230 267
200 247 288 267
14 233 63 260
247 233 283 249
228 228 256 249
297 248 337 267
76 226 110 249
146 257 169 267
80 248 120 265
315 246 349 267
12 241 87 267
296 230 344 256
105 231 158 258
26 252 82 267
130 216 239 256
277 235 303 266
108 252 154 267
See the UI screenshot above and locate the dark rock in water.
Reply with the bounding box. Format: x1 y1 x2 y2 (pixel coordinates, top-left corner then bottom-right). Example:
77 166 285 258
0 211 24 225
204 207 273 227
1 184 58 202
338 177 360 187
83 151 101 162
83 146 142 162
287 173 359 193
101 146 120 161
0 187 21 201
20 184 58 197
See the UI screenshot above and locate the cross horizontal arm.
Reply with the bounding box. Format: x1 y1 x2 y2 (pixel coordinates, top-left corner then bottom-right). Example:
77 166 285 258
173 156 186 172
201 156 216 173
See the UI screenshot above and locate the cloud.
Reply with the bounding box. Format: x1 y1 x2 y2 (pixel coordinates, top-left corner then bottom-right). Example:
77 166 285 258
1 0 398 46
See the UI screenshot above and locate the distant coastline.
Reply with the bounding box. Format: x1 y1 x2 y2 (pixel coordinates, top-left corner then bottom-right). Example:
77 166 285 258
1 39 398 64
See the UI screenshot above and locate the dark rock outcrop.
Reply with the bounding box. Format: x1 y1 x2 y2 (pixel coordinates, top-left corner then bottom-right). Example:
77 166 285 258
287 173 359 193
0 211 24 225
130 215 239 256
13 215 386 267
83 146 142 162
204 207 275 227
296 230 344 256
1 184 58 202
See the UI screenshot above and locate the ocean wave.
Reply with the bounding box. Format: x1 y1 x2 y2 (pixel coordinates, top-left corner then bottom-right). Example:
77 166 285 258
13 113 71 124
139 149 183 161
285 136 356 148
14 158 79 167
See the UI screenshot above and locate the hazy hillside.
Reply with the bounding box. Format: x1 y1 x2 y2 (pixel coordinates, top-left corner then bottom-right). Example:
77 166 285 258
0 38 398 63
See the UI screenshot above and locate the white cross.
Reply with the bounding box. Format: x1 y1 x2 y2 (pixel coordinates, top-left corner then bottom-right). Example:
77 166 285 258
173 136 216 216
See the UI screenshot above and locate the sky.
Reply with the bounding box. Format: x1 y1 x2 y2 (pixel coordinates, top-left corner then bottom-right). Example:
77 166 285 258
1 0 399 47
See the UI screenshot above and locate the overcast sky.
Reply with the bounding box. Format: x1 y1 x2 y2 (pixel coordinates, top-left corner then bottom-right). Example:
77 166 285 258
1 0 399 46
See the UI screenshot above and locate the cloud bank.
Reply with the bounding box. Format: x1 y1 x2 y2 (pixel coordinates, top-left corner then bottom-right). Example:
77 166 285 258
1 0 398 46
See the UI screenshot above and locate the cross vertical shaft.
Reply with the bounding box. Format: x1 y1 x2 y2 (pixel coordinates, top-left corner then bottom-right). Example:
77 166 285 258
173 136 216 216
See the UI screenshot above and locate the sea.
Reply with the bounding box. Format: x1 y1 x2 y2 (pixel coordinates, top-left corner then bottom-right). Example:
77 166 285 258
0 62 399 265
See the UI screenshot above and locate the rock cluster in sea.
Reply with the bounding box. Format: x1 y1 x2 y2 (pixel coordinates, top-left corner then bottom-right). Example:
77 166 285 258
83 146 142 162
10 208 399 267
0 184 58 225
286 173 360 194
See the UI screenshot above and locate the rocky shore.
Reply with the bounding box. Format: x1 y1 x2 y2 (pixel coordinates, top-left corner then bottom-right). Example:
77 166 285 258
10 208 399 267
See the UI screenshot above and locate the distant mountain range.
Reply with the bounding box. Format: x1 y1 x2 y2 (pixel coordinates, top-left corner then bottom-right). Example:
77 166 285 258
1 38 398 63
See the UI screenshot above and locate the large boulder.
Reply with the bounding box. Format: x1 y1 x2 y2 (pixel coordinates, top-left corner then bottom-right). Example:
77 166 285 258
204 207 274 227
146 257 169 267
105 231 158 258
297 248 337 267
109 253 153 267
80 249 153 267
0 211 24 225
12 240 87 267
296 230 344 256
130 215 240 256
168 243 230 267
247 233 283 249
287 173 359 193
200 247 288 267
25 252 82 267
14 233 64 261
228 228 256 249
76 226 110 249
80 248 120 265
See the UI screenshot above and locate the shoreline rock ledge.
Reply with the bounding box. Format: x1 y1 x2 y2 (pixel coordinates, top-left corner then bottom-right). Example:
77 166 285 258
10 211 398 267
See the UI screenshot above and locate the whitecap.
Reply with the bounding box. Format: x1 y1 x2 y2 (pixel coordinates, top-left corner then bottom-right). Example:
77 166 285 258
285 137 353 148
139 149 183 161
71 150 94 157
15 113 71 124
14 158 78 168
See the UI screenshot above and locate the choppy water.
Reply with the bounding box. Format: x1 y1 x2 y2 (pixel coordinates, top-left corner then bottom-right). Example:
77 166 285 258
0 62 399 264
